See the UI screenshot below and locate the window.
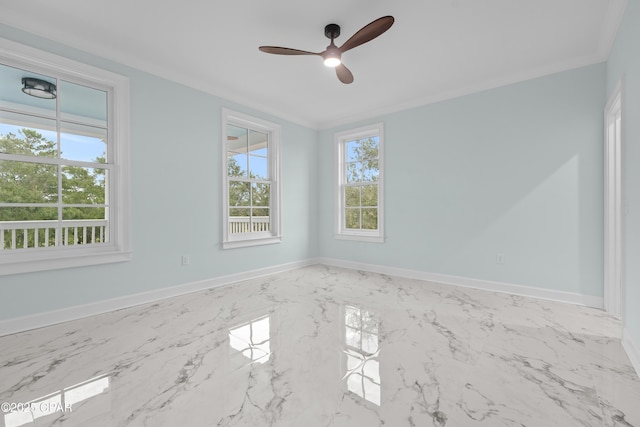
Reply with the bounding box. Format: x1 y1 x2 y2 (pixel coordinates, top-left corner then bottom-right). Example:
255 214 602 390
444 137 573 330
0 39 130 275
335 123 384 242
222 109 281 249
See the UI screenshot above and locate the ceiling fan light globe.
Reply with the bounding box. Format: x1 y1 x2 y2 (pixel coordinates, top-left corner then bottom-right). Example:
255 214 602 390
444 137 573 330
323 57 341 67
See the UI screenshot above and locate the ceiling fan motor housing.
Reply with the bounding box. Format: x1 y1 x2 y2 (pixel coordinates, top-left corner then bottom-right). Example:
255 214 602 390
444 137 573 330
324 24 340 40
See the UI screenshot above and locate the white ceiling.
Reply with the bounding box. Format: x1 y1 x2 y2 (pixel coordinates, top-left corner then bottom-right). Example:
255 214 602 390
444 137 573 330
0 0 627 129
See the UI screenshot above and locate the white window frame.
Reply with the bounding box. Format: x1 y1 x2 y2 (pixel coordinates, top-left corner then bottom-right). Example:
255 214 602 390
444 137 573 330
0 38 131 275
221 108 281 249
335 122 385 243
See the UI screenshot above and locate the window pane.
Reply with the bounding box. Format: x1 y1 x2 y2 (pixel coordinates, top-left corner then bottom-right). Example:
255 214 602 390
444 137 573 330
62 206 105 220
345 208 360 229
345 186 360 207
229 207 250 217
0 64 56 117
60 122 107 163
229 181 250 206
227 152 247 178
362 159 379 182
0 207 58 249
59 81 107 125
361 185 378 207
346 161 362 184
227 125 248 178
362 208 378 230
0 206 57 222
227 125 247 149
249 155 268 180
361 137 379 159
252 183 270 206
0 111 57 157
62 166 107 205
248 130 268 156
346 140 360 162
0 160 57 203
229 209 250 234
62 207 108 245
252 208 270 232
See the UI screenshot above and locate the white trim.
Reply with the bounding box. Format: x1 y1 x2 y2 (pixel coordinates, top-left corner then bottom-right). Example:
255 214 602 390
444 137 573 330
334 233 385 244
317 257 604 308
0 250 132 276
622 328 640 377
0 258 608 336
604 78 624 317
0 38 131 275
0 258 316 337
334 123 385 242
222 236 282 250
221 108 282 249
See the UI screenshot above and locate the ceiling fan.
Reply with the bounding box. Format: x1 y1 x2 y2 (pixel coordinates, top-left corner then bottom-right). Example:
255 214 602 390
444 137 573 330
258 16 395 84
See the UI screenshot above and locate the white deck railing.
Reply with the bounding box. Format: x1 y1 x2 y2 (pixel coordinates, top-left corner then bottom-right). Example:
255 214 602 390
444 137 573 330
0 219 108 250
2 217 267 250
229 216 270 234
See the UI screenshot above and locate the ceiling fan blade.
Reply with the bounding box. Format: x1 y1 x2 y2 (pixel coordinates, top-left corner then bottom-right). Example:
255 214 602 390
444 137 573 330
258 46 320 56
336 64 354 84
338 16 394 53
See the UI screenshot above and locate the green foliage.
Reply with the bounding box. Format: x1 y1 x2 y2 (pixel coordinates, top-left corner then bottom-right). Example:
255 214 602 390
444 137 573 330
1 129 106 248
227 156 270 220
346 137 379 184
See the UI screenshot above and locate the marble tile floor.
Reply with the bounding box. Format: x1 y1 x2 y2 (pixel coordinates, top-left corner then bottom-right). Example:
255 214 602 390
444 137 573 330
1 265 639 427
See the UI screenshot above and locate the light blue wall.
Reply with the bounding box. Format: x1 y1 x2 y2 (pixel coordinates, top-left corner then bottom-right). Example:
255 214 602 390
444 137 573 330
0 25 319 320
318 64 606 297
0 21 616 322
607 1 640 344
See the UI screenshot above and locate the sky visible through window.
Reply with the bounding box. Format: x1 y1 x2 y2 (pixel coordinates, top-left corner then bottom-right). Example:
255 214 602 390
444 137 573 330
0 122 105 162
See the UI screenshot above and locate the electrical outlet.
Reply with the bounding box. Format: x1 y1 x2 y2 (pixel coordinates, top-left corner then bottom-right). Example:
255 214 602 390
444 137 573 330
496 253 505 264
181 255 190 266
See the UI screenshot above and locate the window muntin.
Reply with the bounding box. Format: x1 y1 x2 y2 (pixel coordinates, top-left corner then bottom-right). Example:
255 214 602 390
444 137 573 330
336 123 384 242
0 39 130 274
222 109 280 249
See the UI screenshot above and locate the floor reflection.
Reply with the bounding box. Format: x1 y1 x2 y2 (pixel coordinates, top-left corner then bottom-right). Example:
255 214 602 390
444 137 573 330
229 314 271 365
3 374 110 427
342 305 381 406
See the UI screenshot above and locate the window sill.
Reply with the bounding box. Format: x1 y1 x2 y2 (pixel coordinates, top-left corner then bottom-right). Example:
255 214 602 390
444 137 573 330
222 236 282 249
0 248 132 276
335 233 385 243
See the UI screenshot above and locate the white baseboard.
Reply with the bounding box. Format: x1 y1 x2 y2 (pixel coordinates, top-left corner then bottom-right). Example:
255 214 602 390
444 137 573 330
623 328 640 377
0 258 318 337
0 257 605 337
317 257 604 309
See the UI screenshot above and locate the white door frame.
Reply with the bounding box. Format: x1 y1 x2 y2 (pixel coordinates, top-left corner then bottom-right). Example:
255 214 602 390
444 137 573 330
604 79 624 317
